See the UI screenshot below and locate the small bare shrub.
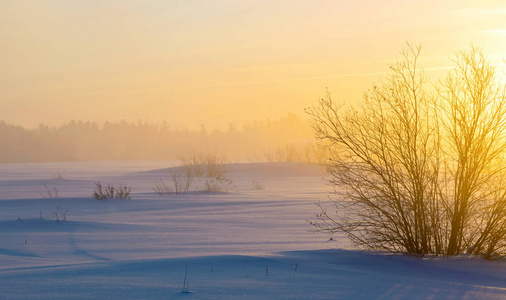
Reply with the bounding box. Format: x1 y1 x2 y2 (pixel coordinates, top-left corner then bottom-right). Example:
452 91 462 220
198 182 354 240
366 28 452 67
157 152 231 196
204 152 227 177
171 171 193 195
52 204 68 222
204 176 236 193
153 179 172 196
252 181 265 190
40 183 59 198
178 152 205 177
153 169 194 196
93 182 131 200
178 151 228 178
263 143 329 165
115 185 131 199
92 182 106 200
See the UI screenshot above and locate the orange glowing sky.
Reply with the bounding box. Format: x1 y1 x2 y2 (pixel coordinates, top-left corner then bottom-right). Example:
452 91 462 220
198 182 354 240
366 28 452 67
2 0 506 130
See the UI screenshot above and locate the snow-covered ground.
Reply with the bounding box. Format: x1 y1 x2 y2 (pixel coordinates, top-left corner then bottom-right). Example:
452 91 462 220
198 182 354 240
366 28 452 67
1 161 506 299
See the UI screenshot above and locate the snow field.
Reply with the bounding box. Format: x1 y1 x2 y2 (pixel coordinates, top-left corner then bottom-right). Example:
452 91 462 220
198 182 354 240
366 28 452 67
1 161 506 299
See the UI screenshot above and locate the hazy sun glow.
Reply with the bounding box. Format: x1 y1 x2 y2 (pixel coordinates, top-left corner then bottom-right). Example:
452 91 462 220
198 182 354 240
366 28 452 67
2 0 506 130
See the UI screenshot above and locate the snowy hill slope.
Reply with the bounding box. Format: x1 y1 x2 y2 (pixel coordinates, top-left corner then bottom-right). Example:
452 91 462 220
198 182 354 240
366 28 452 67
1 161 506 299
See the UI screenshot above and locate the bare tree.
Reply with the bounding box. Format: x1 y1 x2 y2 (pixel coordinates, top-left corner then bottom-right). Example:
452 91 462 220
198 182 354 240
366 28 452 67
439 46 506 257
307 45 506 258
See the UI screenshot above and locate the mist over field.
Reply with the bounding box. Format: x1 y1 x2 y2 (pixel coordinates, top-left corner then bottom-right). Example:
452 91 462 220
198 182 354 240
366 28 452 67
0 114 315 163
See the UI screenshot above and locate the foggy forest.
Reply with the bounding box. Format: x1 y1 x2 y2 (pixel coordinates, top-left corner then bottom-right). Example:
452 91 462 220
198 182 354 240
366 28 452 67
0 114 317 163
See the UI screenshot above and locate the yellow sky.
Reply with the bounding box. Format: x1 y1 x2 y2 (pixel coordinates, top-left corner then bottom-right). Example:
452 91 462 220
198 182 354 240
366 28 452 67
2 0 506 130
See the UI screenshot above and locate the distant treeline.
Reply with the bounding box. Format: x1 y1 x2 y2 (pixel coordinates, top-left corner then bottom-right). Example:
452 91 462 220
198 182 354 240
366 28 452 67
0 114 316 163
